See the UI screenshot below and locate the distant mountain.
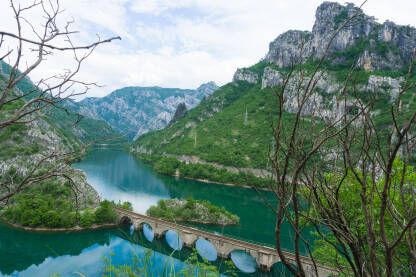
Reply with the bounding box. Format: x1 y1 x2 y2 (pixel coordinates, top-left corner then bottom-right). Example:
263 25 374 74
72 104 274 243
133 2 416 170
72 82 219 140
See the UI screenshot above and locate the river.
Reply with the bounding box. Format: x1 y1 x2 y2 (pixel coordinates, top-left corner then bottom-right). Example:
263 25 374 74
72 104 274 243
0 149 302 276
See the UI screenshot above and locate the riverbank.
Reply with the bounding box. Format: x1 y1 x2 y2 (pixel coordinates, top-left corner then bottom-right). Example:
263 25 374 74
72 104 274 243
0 215 119 233
172 172 274 192
132 151 274 191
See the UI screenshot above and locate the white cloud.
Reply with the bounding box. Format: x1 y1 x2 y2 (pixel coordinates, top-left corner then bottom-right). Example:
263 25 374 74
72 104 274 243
1 0 416 99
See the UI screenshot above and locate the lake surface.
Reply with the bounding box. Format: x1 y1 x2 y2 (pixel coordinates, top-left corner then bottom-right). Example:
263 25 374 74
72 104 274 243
0 149 301 276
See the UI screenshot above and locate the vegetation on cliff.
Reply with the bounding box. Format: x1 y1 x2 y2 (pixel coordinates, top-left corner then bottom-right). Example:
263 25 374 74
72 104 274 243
146 198 239 225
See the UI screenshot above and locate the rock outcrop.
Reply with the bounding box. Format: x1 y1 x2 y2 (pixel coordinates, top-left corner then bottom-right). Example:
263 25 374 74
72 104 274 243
233 68 259 83
261 67 283 89
169 102 188 125
264 2 416 71
261 69 403 122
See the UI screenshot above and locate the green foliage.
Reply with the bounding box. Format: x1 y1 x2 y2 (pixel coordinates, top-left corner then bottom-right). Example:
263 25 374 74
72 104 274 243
3 178 77 228
2 176 132 228
309 159 416 273
79 209 94 227
333 10 348 30
154 156 181 175
246 60 277 76
94 200 117 224
146 198 239 225
137 153 270 188
117 201 133 211
102 249 237 277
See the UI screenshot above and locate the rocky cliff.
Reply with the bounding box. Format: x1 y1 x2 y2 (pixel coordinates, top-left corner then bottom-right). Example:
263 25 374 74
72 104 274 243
134 2 416 171
264 2 416 71
73 82 218 140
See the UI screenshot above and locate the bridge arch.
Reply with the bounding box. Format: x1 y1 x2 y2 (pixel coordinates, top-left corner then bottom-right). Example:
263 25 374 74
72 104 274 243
136 221 155 231
138 222 155 242
119 215 133 225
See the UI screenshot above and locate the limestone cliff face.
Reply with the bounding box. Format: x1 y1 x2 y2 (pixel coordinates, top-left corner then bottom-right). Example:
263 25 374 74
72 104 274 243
233 69 259 83
261 67 283 89
264 2 416 71
260 69 403 122
74 82 218 140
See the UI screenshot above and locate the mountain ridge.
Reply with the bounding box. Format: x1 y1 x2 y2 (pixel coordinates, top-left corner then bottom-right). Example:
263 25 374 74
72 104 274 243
133 1 416 171
70 82 219 140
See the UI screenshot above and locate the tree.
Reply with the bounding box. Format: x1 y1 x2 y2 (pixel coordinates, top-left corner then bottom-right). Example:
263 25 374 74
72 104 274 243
0 0 120 203
94 200 116 224
253 1 416 276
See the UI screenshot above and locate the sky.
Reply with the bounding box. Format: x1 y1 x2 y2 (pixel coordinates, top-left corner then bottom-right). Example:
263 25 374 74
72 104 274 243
0 0 415 99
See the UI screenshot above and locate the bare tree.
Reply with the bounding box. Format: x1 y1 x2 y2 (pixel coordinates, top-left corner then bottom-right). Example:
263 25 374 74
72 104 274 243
254 1 416 276
0 0 120 202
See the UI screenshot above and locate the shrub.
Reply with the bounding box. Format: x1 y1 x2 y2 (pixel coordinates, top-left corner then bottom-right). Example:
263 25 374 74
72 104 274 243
80 210 94 227
43 210 60 228
94 200 116 224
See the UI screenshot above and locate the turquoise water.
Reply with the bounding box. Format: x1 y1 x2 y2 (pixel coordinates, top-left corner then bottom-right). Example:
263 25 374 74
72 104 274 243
0 149 300 276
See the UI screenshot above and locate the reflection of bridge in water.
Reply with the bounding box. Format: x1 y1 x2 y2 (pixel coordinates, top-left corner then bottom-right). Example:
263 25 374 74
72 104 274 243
115 208 335 276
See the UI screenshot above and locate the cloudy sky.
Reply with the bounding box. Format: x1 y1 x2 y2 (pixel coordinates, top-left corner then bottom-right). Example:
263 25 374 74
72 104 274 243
0 0 415 99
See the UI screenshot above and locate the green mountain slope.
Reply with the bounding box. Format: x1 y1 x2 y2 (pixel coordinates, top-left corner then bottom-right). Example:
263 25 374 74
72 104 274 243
135 81 287 169
134 2 416 171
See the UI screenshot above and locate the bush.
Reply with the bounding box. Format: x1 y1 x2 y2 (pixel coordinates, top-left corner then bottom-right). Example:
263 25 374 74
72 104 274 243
117 201 133 211
43 210 60 228
80 210 94 227
94 200 116 224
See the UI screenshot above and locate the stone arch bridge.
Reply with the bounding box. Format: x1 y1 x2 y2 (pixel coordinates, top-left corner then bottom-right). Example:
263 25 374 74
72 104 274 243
114 207 335 277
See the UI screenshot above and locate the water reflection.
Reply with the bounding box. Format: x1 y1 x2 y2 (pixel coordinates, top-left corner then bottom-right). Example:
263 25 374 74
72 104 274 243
165 230 183 251
231 250 258 273
74 150 170 213
196 239 217 261
143 223 154 242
